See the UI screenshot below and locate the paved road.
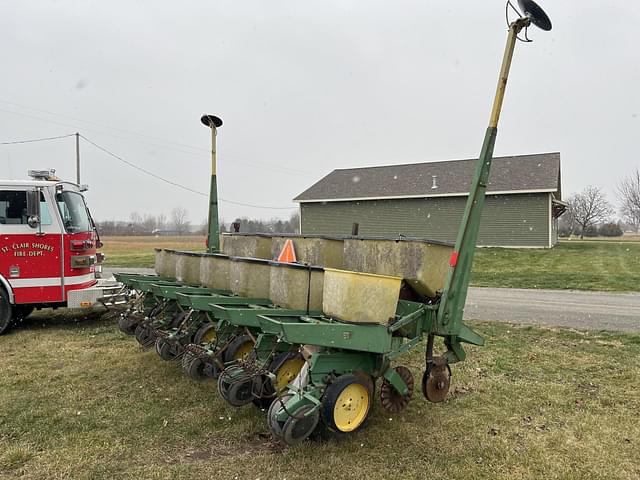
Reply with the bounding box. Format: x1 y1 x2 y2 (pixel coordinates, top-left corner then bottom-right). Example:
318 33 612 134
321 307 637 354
465 287 640 333
105 268 640 333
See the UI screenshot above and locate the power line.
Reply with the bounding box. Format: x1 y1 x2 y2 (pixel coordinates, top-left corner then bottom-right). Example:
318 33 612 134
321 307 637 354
0 101 312 177
0 133 76 145
79 134 296 210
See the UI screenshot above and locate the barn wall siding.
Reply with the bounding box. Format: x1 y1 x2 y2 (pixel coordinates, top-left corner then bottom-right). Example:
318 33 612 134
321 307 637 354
300 193 551 247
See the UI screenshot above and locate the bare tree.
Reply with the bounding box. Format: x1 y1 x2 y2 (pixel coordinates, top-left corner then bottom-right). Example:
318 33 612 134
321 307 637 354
128 212 143 235
617 168 640 233
157 213 167 231
568 186 614 239
171 207 190 235
141 214 157 234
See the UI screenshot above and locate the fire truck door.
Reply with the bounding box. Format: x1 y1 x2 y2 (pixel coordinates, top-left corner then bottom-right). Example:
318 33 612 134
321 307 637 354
0 188 64 304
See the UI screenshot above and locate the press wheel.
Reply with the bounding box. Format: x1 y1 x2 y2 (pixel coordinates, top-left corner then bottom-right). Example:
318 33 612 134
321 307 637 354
267 394 293 439
134 325 153 348
380 365 414 413
217 372 232 401
282 404 320 445
422 364 451 403
226 377 257 407
182 351 206 380
155 337 180 361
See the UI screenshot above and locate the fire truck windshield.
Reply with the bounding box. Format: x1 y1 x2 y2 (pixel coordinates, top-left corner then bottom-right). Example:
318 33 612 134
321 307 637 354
56 191 91 233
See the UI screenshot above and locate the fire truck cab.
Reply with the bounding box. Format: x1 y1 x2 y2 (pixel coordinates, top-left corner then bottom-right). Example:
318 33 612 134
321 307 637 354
0 169 121 334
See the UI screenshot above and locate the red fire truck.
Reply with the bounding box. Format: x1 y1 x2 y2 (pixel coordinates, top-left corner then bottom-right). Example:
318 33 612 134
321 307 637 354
0 169 120 334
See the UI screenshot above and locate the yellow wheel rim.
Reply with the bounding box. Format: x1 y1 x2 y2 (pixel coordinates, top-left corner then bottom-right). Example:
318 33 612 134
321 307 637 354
333 383 370 432
201 328 216 343
274 358 305 392
233 341 254 361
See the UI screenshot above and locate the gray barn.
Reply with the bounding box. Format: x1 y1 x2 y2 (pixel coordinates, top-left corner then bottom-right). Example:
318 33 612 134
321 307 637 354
294 152 565 248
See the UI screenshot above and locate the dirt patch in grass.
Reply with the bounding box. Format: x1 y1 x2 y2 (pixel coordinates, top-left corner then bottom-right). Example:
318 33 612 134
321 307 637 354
1 311 639 479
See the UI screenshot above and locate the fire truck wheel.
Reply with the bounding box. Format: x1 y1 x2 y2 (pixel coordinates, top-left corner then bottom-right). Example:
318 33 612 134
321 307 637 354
0 289 13 335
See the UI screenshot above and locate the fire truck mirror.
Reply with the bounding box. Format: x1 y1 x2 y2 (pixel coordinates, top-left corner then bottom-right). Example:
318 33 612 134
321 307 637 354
26 190 40 229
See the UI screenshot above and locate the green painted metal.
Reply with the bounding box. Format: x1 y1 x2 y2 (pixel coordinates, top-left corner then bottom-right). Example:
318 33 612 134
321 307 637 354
256 312 401 354
149 284 212 300
175 293 271 311
436 127 498 336
113 273 173 284
208 174 220 253
210 304 323 329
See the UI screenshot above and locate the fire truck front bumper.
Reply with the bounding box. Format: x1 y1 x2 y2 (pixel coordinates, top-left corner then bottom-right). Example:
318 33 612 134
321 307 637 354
67 279 129 309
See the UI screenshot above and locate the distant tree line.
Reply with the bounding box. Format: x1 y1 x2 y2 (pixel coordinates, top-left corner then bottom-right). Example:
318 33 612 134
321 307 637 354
228 212 300 234
559 168 640 238
95 208 300 236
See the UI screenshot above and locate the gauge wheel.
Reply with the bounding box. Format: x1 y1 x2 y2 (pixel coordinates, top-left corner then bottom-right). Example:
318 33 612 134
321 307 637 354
193 323 217 345
0 289 13 335
223 334 255 363
270 352 306 394
321 374 373 435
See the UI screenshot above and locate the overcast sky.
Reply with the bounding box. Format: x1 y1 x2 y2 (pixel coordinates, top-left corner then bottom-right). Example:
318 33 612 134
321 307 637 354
1 0 638 225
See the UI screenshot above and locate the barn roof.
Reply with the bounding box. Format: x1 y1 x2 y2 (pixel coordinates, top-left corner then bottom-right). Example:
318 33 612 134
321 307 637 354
294 152 561 203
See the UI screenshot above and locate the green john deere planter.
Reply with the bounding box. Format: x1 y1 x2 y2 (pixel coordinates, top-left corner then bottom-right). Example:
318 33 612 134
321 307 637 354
258 0 554 444
112 0 553 446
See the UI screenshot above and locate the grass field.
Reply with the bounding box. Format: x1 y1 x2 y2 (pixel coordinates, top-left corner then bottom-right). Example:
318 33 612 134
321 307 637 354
101 236 640 292
1 311 639 479
472 240 640 292
101 236 206 268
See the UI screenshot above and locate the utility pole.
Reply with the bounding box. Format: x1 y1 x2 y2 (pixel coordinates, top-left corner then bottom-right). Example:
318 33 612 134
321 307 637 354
75 132 80 185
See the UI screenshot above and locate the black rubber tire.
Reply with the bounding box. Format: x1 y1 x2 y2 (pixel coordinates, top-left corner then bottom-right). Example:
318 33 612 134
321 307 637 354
223 334 254 364
0 289 13 335
193 322 217 345
155 337 180 361
320 374 373 437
